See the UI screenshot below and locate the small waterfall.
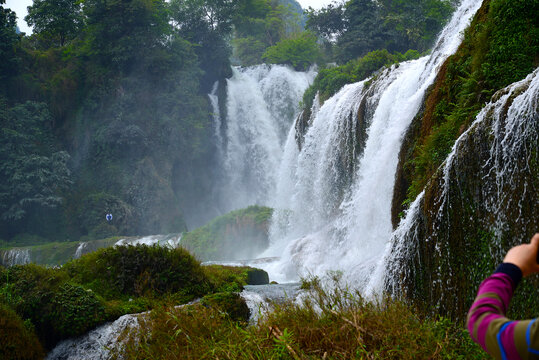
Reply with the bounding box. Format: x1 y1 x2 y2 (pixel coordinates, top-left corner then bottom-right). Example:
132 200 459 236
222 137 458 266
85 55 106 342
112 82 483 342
261 0 483 286
241 283 302 323
1 248 31 266
218 65 316 212
114 233 182 248
46 313 141 360
380 68 539 311
208 81 224 157
74 242 88 259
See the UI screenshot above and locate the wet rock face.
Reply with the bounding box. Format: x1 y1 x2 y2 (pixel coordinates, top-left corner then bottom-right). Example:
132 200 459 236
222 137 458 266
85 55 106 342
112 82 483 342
387 72 539 320
246 268 270 285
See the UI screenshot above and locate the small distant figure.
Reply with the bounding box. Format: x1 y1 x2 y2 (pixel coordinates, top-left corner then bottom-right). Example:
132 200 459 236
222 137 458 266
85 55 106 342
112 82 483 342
106 213 113 222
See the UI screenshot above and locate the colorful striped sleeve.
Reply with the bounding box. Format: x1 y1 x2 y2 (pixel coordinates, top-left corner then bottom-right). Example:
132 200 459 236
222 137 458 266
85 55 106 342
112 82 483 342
467 263 539 359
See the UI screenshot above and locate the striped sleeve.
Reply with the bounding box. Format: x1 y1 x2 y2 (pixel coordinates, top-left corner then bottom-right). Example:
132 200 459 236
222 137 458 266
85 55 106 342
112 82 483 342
467 263 539 360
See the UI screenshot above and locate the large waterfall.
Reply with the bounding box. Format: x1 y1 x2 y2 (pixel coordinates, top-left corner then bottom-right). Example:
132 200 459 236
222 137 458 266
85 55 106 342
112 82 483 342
251 0 484 287
217 65 316 212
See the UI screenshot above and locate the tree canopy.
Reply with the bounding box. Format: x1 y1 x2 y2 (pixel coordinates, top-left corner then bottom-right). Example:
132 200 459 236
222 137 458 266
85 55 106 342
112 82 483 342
25 0 82 46
306 0 454 63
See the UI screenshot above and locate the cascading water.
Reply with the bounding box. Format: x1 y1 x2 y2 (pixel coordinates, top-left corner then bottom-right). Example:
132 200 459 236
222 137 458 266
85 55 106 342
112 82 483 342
46 313 141 360
379 67 539 315
208 81 224 159
217 65 316 212
1 248 31 266
258 0 483 286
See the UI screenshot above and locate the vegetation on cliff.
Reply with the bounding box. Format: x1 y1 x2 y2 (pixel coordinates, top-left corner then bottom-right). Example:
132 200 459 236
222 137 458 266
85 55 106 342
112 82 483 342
389 0 538 321
394 0 539 215
181 205 273 261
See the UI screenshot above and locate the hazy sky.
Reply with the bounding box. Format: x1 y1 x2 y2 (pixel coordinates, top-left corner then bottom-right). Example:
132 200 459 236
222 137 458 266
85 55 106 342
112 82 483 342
5 0 334 35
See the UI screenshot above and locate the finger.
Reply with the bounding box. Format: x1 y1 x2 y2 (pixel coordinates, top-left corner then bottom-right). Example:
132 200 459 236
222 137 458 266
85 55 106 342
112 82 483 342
531 233 539 246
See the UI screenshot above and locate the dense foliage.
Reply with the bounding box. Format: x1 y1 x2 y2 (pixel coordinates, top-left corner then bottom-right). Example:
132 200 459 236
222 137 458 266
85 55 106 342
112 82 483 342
0 244 263 350
262 31 320 70
63 245 211 300
306 0 453 64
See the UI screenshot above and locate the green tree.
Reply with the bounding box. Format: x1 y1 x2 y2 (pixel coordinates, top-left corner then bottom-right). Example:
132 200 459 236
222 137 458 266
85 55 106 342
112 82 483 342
81 0 170 72
25 0 83 46
0 101 72 237
305 1 345 42
336 0 384 63
169 0 236 85
378 0 453 53
262 31 320 70
0 0 19 81
232 0 302 66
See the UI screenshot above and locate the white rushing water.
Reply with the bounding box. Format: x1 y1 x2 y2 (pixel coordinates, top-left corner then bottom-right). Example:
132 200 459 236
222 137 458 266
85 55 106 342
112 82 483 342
255 0 483 286
381 67 539 299
0 248 31 266
218 65 316 212
47 313 141 360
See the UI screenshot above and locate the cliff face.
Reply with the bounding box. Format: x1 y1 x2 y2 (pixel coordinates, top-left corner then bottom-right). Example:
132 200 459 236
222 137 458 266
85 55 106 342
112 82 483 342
392 0 538 228
388 0 538 319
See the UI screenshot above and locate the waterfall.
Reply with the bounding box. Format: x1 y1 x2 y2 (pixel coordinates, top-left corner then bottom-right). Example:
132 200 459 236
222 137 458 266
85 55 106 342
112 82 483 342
46 313 141 360
218 65 316 212
259 0 483 286
208 81 224 158
380 68 539 310
1 248 31 266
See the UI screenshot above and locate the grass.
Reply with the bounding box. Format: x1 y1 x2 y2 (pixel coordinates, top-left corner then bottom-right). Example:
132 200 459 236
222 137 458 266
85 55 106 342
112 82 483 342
118 274 487 359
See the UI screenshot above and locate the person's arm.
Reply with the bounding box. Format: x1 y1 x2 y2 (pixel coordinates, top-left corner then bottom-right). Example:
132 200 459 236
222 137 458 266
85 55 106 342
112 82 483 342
467 234 539 360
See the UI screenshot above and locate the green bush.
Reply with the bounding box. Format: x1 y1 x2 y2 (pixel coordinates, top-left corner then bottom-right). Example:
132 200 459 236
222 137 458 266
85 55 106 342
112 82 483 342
302 49 422 110
0 264 68 348
204 265 269 292
50 283 106 338
262 31 321 70
64 245 211 300
0 302 44 360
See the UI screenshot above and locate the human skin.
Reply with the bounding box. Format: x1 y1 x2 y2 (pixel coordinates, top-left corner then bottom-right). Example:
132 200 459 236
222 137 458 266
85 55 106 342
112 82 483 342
503 233 539 277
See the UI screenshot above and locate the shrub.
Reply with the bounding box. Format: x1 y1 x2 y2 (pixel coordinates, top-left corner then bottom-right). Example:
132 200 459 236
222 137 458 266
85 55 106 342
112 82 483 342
0 264 68 348
0 302 44 360
262 32 321 70
50 283 106 338
204 265 270 293
64 244 211 300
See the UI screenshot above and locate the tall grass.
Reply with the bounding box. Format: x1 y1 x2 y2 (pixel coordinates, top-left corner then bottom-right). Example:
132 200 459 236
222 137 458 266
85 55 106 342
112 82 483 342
118 274 487 359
